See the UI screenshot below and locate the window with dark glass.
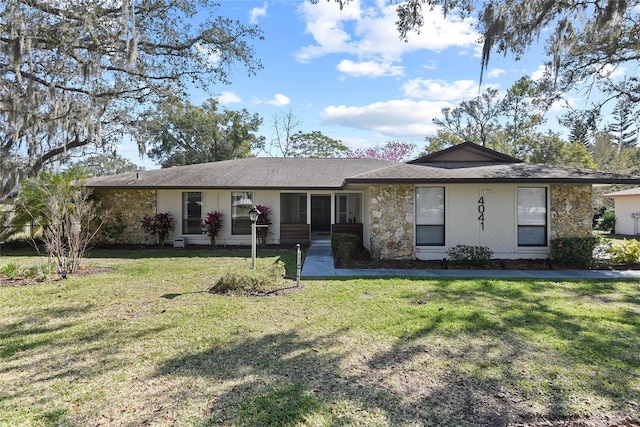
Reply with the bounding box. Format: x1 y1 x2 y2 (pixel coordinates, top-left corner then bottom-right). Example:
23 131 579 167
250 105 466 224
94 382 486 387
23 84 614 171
182 192 202 234
334 193 361 223
415 187 445 246
280 193 307 224
517 187 547 246
231 191 253 234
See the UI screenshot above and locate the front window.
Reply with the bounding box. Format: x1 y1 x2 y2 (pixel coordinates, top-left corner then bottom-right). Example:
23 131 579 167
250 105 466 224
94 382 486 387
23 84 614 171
280 193 307 224
232 191 253 234
518 187 547 246
415 187 445 246
335 193 361 223
182 192 202 234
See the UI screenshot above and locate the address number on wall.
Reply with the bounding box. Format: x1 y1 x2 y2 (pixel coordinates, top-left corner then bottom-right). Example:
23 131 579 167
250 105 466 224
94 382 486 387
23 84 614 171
478 196 485 231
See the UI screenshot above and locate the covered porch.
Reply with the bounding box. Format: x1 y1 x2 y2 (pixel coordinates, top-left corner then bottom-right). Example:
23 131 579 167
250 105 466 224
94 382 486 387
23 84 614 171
279 192 364 244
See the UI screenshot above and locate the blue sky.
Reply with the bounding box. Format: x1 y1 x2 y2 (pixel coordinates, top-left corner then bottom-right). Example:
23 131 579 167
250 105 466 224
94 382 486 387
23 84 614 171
122 0 589 168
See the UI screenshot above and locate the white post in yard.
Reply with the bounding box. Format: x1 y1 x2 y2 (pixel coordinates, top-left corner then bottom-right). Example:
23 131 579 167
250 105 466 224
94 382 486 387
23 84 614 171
296 244 301 287
249 206 260 269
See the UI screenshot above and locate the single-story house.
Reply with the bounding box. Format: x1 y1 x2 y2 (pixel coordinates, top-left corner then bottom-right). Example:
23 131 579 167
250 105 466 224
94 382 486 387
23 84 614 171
85 142 640 260
601 187 640 235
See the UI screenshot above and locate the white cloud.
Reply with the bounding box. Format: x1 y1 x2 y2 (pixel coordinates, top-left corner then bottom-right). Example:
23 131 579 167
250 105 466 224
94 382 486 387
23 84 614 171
402 78 478 101
423 60 437 70
295 0 479 63
249 2 267 25
486 68 506 79
599 63 627 80
337 59 404 77
264 93 291 107
217 91 241 105
531 64 548 81
321 98 451 138
194 43 221 67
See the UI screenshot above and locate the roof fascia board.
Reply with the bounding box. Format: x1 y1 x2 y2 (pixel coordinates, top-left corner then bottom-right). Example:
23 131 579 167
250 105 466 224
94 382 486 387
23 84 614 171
344 178 640 185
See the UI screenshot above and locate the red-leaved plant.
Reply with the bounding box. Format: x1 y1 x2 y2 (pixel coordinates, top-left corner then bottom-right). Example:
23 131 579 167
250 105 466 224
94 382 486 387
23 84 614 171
202 211 224 246
140 212 175 246
255 205 272 246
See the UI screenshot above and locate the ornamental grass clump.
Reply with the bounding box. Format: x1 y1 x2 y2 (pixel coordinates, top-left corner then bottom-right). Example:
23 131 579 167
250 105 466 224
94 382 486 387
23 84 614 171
208 260 286 294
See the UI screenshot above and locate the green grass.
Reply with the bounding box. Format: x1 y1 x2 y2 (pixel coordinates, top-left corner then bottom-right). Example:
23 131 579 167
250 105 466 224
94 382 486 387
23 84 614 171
0 248 639 426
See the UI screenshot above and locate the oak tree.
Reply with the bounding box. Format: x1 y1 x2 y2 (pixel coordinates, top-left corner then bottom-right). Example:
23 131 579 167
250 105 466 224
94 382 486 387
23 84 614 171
140 97 263 167
289 131 350 158
1 0 262 200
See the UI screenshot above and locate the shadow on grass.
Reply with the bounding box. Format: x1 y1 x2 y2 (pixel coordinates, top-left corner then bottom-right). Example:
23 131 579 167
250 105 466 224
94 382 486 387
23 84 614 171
0 302 171 421
150 278 640 426
153 328 522 426
2 245 305 260
0 305 94 358
392 279 640 419
154 329 430 426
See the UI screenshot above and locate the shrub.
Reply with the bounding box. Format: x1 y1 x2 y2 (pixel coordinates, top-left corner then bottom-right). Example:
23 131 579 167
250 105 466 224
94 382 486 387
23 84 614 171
141 212 175 246
447 245 493 268
608 239 640 264
332 233 369 266
101 214 127 239
550 236 600 268
12 168 106 274
209 261 286 294
598 212 616 234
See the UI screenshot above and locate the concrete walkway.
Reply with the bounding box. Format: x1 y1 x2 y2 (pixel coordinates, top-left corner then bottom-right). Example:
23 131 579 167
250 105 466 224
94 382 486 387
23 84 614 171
300 241 640 280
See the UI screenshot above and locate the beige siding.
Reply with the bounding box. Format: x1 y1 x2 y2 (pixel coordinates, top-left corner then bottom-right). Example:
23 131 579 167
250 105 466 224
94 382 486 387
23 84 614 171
157 189 280 246
416 184 550 260
478 185 515 254
610 196 640 235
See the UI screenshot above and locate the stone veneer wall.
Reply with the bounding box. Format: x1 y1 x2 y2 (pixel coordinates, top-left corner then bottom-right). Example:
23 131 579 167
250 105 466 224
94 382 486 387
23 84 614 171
93 189 157 244
369 184 415 260
549 184 593 238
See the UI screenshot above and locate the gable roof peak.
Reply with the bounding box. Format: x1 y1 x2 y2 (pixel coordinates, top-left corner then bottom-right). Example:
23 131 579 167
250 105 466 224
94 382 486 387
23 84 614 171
408 141 523 164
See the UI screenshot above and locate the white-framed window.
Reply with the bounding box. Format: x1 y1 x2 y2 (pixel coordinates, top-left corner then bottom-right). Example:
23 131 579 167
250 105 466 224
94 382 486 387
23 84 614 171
231 191 253 235
415 187 445 246
182 192 203 234
334 193 361 223
517 187 547 246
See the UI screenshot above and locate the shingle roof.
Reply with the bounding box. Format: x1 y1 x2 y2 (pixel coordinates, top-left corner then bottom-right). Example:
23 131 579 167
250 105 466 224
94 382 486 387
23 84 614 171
84 157 397 189
346 162 640 185
84 145 640 190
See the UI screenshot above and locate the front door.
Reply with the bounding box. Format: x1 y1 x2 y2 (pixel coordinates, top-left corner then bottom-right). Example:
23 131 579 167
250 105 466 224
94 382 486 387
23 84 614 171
311 195 331 232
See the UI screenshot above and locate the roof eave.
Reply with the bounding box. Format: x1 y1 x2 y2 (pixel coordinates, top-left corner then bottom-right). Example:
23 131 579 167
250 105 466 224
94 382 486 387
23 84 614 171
345 178 640 185
88 184 346 191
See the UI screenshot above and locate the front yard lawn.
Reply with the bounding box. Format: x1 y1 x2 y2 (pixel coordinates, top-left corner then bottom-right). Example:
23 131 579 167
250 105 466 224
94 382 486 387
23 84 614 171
1 248 639 426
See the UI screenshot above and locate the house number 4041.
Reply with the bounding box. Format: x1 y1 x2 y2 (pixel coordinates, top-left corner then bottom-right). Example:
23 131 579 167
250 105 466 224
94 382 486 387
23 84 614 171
478 196 485 231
